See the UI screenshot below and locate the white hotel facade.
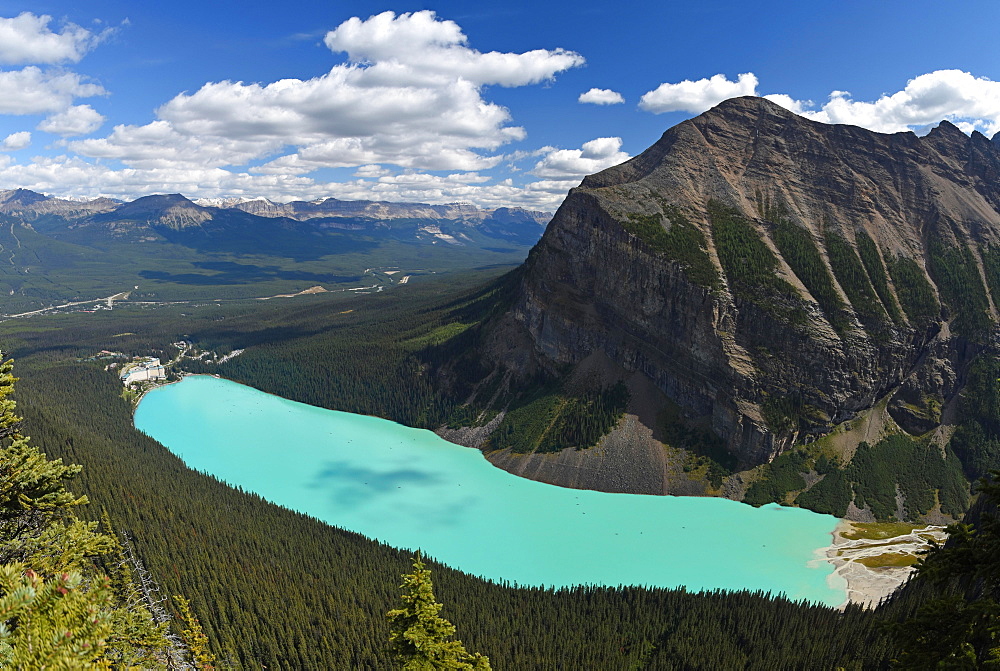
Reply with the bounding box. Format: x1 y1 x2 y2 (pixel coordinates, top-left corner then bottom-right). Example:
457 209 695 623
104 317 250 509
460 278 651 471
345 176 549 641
120 358 166 386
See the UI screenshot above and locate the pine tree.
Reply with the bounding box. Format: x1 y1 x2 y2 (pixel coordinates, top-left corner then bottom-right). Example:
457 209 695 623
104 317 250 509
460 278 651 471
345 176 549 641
0 354 101 573
388 554 491 670
0 354 177 666
175 594 216 669
0 563 115 668
97 512 173 667
0 356 87 531
0 357 21 441
892 472 1000 667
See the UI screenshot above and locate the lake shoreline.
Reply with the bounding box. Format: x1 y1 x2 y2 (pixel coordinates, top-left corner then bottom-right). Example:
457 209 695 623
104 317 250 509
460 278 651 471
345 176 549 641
139 374 857 607
825 520 948 608
137 374 847 606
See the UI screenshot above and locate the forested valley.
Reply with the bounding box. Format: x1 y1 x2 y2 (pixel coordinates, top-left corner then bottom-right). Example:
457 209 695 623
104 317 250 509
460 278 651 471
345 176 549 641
0 267 989 667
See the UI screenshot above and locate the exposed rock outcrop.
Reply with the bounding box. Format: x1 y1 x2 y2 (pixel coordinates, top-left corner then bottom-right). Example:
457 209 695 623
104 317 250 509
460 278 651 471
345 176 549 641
458 96 1000 477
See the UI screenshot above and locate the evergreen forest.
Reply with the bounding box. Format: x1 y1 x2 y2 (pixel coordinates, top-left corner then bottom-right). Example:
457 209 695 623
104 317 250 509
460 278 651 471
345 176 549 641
0 267 992 667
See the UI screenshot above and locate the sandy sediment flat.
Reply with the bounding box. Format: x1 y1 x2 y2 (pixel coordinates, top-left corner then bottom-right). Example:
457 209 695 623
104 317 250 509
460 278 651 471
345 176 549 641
825 520 948 608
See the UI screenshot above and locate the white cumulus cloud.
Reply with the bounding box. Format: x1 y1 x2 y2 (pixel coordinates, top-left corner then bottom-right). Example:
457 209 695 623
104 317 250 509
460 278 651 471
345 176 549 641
0 154 565 211
0 12 105 65
761 93 810 115
324 172 557 210
324 10 584 87
353 164 391 178
0 131 30 151
578 88 624 105
0 66 105 115
71 120 278 170
0 154 317 201
0 11 592 211
69 10 581 177
639 73 758 114
791 70 1000 135
640 69 1000 138
37 104 105 136
532 137 630 179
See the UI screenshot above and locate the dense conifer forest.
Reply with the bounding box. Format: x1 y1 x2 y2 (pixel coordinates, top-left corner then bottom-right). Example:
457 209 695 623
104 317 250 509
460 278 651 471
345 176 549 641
744 434 969 520
0 269 944 667
4 267 1000 666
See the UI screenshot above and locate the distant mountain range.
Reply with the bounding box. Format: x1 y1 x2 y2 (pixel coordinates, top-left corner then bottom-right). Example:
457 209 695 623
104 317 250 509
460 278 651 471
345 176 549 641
0 188 550 227
0 189 550 310
0 189 549 243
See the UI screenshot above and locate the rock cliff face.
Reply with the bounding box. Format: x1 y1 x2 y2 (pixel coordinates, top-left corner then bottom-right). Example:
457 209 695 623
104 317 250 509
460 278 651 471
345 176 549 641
471 96 1000 471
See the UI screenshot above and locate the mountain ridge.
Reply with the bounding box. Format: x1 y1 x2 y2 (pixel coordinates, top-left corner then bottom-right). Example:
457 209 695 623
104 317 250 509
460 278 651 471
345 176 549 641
0 189 550 310
0 188 550 228
437 96 1000 521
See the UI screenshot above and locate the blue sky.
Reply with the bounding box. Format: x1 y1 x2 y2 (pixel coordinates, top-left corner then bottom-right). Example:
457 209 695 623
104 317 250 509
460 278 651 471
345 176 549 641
0 0 999 210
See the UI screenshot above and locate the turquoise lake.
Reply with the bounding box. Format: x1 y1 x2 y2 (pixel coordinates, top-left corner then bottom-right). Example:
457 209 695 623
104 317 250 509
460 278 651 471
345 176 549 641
134 375 847 606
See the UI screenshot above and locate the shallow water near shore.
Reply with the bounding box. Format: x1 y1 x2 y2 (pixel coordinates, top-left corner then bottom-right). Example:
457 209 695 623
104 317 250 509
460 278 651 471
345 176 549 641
135 375 847 606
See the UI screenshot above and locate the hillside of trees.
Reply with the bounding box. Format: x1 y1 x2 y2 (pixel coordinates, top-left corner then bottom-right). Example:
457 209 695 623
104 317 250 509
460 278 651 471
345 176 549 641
0 268 995 667
0 271 915 667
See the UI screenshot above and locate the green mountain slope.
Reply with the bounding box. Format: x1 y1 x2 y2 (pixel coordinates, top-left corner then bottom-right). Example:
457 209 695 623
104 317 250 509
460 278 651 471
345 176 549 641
429 98 1000 523
0 275 900 668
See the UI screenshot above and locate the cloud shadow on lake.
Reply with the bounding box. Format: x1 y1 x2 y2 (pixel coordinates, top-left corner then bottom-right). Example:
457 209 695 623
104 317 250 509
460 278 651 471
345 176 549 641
308 460 445 507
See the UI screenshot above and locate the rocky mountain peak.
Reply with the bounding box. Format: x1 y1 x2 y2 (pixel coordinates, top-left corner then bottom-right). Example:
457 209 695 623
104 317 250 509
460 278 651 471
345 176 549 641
583 96 1000 257
461 96 1000 488
106 193 212 229
131 193 198 208
0 188 47 206
702 94 797 122
922 119 976 159
0 190 121 218
927 118 966 137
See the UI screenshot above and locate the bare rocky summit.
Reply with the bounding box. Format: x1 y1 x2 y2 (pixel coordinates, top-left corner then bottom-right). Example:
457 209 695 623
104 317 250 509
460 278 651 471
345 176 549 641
0 188 117 218
101 194 213 229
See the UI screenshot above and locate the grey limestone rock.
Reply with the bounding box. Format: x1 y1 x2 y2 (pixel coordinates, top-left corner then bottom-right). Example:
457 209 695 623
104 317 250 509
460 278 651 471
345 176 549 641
473 96 1000 472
